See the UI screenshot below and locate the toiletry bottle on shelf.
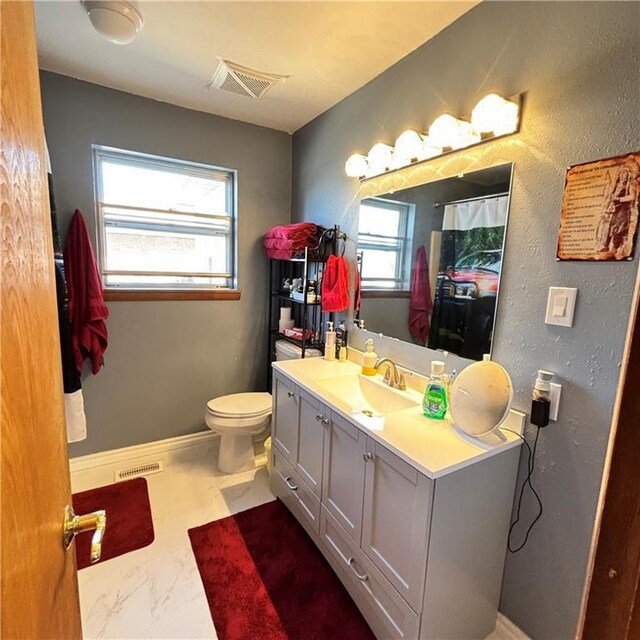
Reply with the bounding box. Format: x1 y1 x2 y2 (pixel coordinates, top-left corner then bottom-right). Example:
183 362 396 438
324 321 336 361
339 320 348 351
422 360 448 420
361 339 378 376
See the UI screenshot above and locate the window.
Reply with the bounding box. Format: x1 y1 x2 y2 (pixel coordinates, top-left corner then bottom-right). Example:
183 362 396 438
357 198 412 289
94 146 236 291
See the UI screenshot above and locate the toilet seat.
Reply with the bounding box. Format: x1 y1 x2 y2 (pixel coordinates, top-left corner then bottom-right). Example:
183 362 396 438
206 392 272 419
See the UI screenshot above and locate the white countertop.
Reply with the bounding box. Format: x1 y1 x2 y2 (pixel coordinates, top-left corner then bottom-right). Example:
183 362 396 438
272 357 522 480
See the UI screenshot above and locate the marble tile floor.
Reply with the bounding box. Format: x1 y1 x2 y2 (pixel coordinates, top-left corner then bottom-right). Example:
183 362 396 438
71 439 273 639
71 438 525 640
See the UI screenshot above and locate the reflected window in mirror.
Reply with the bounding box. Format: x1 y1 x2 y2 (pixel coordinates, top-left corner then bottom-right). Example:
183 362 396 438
357 198 414 290
356 163 513 362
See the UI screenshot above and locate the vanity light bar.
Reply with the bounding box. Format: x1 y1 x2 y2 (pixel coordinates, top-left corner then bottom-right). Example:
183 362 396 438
345 94 521 179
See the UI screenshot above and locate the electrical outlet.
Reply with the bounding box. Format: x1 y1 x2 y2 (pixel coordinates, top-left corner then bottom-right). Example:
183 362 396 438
549 382 562 421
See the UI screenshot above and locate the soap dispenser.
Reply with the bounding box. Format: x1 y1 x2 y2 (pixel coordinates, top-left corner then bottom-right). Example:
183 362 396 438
324 321 336 361
361 339 378 376
422 360 448 420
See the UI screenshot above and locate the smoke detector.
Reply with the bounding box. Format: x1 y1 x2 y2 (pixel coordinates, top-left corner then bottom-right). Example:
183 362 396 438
82 0 143 45
207 59 288 99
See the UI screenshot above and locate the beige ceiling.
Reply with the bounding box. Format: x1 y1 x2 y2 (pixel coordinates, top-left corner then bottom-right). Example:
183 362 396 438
35 1 477 133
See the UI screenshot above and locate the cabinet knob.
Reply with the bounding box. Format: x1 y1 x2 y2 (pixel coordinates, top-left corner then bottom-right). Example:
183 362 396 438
321 417 330 426
348 557 368 582
284 476 298 491
287 391 295 398
363 452 374 462
315 413 324 422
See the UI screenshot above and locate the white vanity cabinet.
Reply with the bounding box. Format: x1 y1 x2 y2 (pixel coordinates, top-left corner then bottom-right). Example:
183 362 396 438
270 369 520 640
361 437 433 612
322 410 367 543
272 373 298 463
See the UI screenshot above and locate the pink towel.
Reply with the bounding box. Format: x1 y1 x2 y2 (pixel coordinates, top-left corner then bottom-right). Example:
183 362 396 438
321 255 350 313
64 210 109 374
408 246 432 345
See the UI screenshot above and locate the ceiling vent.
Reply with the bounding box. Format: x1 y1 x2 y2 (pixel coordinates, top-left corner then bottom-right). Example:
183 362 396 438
207 59 288 99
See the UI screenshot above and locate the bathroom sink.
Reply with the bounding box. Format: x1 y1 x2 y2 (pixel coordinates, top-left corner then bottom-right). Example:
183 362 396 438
316 373 421 419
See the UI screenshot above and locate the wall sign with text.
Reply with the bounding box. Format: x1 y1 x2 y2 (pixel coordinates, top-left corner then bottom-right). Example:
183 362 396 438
557 152 640 261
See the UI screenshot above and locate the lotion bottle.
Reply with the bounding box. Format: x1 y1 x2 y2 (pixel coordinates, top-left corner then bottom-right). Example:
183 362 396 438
324 321 336 361
361 339 378 376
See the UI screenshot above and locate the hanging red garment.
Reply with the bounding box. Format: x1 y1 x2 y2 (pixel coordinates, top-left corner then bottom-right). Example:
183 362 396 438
64 210 109 374
408 246 433 345
321 255 350 313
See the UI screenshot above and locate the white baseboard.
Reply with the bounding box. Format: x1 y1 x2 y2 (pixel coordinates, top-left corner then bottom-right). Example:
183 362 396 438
493 613 530 640
69 430 218 473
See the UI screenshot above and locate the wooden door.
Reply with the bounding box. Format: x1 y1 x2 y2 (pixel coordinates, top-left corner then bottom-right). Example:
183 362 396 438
361 437 432 612
1 2 83 638
321 410 367 543
271 373 298 463
296 389 326 497
579 269 640 639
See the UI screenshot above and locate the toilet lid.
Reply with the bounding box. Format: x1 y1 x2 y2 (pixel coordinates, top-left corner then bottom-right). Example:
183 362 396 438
206 392 272 418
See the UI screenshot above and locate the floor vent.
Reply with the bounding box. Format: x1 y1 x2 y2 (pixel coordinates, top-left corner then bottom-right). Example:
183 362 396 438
207 59 288 99
114 461 164 482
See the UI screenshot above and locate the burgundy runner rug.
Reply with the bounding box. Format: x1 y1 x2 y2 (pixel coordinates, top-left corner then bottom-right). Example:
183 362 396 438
188 499 375 640
72 477 155 570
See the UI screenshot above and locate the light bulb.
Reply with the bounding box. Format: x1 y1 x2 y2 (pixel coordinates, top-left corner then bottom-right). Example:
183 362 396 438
417 136 442 160
471 94 519 136
394 130 424 165
367 143 394 176
429 114 479 149
345 154 368 178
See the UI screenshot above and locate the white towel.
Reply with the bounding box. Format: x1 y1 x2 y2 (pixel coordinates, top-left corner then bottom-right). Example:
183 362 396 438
65 389 87 443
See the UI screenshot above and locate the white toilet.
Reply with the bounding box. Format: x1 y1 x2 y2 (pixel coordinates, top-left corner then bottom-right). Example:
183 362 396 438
205 392 272 473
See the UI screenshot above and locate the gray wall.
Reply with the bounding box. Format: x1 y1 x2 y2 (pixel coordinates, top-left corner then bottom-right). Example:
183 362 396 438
291 2 640 638
41 71 291 458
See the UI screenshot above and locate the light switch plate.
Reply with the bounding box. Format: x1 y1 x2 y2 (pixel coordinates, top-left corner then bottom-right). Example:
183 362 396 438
545 287 577 327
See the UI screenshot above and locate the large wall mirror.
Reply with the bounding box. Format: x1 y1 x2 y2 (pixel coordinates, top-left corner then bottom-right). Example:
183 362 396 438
356 163 513 361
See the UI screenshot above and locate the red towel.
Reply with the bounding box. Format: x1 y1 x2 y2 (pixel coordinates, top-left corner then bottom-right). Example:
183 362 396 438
408 246 432 345
64 210 109 374
263 223 319 259
321 255 350 313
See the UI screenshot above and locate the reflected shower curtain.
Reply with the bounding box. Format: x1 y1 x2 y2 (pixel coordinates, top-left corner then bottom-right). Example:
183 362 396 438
428 195 508 360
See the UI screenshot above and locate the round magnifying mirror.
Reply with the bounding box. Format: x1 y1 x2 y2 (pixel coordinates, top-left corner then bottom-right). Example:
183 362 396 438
449 359 513 437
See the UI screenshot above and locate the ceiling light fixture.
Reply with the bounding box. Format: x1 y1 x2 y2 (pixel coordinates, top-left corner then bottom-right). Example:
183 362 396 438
82 0 143 45
345 93 521 179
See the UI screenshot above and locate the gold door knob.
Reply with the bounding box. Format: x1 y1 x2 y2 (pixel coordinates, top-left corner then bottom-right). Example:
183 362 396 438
63 505 107 564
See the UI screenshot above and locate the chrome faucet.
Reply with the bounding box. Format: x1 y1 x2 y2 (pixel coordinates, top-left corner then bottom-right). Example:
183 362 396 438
374 358 406 391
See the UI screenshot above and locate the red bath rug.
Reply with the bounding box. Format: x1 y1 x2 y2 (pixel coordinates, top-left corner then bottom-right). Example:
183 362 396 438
72 477 154 570
188 499 374 640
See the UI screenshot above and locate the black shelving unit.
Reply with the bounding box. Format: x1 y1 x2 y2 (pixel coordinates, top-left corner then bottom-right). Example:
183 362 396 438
267 226 344 384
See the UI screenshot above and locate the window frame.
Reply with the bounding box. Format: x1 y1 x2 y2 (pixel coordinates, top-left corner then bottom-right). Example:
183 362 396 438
357 197 413 290
92 145 238 295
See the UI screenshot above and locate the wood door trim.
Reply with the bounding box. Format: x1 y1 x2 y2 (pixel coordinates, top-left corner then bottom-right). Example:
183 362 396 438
580 270 640 639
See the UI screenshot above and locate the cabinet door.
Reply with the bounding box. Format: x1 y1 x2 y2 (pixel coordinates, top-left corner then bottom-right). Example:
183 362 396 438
272 373 298 464
362 437 433 612
296 390 326 497
322 410 367 544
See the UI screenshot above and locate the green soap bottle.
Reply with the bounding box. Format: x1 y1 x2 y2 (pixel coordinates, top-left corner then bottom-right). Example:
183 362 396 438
422 360 448 420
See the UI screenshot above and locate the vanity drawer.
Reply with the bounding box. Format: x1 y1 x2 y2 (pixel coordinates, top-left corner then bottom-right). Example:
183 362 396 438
272 445 321 536
319 506 420 640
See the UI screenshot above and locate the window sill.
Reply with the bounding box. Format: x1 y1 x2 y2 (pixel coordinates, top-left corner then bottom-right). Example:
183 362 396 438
361 290 410 299
103 289 241 302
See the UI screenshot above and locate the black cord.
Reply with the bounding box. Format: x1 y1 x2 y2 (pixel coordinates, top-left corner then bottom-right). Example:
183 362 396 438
502 427 544 553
